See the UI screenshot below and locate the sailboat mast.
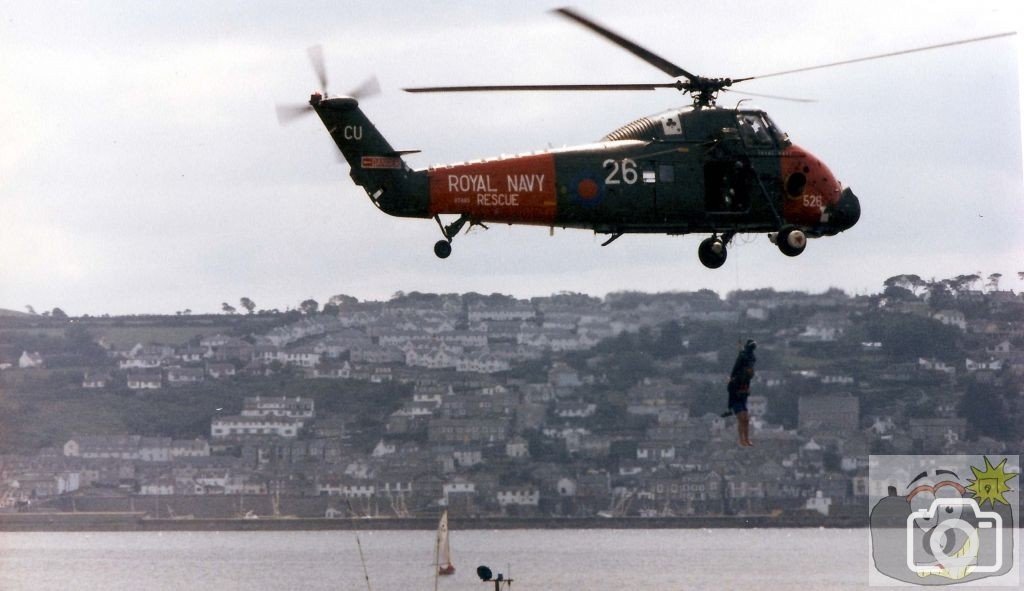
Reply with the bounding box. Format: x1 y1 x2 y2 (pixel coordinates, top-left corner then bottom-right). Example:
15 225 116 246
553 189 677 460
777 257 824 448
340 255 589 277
434 516 441 591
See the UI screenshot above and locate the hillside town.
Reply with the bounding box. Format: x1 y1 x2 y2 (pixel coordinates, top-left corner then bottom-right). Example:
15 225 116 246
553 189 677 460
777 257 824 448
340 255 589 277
2 274 1022 522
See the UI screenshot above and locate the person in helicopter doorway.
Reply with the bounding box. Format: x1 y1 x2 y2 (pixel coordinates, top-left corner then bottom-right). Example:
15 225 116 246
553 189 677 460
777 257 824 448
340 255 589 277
724 339 757 447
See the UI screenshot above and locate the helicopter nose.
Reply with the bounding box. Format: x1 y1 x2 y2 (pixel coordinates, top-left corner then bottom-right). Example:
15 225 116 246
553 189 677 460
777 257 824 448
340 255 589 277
828 187 861 233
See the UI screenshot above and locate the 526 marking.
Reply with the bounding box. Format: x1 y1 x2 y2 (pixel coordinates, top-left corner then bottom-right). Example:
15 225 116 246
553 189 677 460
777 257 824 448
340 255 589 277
802 194 823 208
603 158 638 185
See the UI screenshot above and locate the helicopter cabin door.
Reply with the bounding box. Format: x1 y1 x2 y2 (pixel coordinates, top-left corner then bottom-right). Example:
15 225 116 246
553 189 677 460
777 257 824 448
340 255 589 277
703 112 774 214
703 158 753 214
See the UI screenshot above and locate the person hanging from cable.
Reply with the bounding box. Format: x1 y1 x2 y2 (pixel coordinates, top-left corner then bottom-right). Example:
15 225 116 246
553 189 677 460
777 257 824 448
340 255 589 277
723 339 757 447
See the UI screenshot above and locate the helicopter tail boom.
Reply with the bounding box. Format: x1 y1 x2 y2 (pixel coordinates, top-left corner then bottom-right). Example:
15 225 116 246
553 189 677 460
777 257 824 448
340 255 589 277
312 95 429 218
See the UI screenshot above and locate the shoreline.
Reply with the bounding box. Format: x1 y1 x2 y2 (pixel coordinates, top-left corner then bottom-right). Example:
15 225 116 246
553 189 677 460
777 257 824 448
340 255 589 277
0 511 868 532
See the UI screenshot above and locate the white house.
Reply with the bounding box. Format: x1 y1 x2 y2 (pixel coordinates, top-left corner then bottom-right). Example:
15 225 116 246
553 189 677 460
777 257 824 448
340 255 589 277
206 363 236 379
241 396 315 421
452 447 483 468
918 357 956 375
82 372 111 389
18 351 44 369
139 476 176 496
805 490 832 516
932 309 967 331
496 486 540 507
210 416 301 439
455 352 511 374
167 366 205 385
442 478 476 504
965 358 1003 372
171 439 210 458
506 437 530 459
747 395 768 418
372 439 398 457
127 370 162 390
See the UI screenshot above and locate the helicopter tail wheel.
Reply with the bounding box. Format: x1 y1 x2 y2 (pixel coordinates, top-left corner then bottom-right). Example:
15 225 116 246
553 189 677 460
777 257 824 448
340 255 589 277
698 237 728 269
433 240 453 259
777 227 807 257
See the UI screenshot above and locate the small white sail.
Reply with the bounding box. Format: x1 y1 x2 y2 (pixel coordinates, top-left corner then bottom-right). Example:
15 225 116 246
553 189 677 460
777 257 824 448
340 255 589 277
436 510 455 575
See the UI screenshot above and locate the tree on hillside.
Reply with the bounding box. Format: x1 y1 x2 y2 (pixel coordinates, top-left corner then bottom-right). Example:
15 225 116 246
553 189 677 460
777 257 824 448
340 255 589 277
239 297 256 315
300 299 319 315
959 380 1016 441
653 321 684 359
925 279 955 310
51 307 68 320
882 285 915 301
221 302 237 314
328 294 358 307
25 305 36 315
883 274 926 298
987 273 1002 292
863 313 962 362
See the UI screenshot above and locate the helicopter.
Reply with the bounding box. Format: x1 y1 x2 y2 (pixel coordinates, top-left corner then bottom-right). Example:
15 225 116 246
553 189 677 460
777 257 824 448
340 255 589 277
277 8 1012 269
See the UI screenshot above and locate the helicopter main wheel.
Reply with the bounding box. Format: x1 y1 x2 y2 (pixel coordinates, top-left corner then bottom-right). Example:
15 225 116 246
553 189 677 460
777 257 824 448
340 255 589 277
698 237 728 269
433 240 453 259
777 227 807 257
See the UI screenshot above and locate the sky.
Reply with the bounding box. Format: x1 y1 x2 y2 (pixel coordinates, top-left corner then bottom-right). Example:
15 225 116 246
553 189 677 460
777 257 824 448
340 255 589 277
1 0 1022 315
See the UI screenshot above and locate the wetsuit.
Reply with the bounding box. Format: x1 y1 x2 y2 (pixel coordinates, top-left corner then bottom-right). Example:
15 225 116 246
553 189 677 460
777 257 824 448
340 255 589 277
727 347 756 415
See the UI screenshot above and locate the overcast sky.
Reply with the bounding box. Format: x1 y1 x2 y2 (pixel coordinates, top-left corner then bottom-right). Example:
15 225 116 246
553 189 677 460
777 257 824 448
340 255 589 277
1 1 1021 315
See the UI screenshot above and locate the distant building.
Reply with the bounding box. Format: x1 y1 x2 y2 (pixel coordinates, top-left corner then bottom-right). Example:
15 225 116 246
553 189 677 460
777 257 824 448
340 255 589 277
82 371 111 389
63 435 207 461
932 309 967 331
18 351 44 369
496 486 540 507
206 362 236 379
211 416 302 439
127 370 162 390
241 396 315 421
505 437 530 459
428 418 511 444
908 417 967 451
747 395 768 418
805 490 832 516
547 362 582 388
167 366 205 386
798 394 859 435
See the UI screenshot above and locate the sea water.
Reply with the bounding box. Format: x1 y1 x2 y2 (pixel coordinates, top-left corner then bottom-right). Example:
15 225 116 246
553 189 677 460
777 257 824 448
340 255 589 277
0 528 870 590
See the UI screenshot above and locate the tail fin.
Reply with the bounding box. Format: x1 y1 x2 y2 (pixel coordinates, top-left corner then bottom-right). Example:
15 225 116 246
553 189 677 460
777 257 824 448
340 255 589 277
312 96 428 218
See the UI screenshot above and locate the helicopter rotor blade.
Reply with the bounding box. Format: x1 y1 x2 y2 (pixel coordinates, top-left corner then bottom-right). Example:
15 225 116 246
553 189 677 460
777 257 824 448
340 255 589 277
348 76 382 100
553 7 696 81
307 44 329 92
724 89 817 103
275 103 315 126
745 31 1015 80
405 82 682 93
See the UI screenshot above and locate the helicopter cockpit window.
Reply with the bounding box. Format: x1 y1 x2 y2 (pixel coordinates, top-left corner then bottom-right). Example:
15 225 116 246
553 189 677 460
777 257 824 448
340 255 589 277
762 113 791 147
736 113 774 148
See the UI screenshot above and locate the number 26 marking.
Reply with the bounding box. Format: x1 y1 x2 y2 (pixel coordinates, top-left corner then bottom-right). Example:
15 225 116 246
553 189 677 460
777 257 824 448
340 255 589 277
604 158 638 185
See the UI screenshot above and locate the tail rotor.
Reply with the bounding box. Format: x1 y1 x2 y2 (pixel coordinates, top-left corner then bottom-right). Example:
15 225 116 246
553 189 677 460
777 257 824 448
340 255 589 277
275 45 380 125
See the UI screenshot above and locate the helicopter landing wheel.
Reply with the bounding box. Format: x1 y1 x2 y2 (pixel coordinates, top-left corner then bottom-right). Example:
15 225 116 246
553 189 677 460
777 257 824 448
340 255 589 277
698 236 728 269
433 240 453 259
777 227 807 257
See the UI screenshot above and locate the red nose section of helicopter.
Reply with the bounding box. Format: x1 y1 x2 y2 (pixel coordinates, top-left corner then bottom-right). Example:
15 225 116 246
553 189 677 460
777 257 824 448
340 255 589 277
780 145 844 228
